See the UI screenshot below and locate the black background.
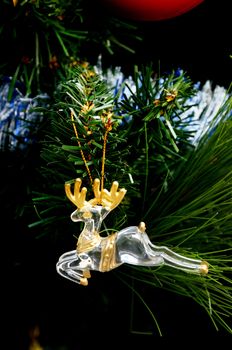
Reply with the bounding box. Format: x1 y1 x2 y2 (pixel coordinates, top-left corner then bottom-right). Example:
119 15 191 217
102 0 231 88
2 1 231 349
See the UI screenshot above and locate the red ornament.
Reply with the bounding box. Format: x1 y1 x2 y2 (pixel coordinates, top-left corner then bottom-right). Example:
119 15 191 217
100 0 204 21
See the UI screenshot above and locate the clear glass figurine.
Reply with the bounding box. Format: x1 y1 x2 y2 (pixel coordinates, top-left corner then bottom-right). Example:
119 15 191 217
56 178 208 286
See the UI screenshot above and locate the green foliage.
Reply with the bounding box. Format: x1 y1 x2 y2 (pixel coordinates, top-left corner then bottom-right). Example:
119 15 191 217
30 65 129 236
0 0 141 95
31 65 196 230
126 92 232 334
30 64 232 335
116 67 196 212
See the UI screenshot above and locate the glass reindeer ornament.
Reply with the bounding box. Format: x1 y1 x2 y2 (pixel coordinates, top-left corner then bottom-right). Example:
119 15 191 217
56 177 208 286
55 84 208 286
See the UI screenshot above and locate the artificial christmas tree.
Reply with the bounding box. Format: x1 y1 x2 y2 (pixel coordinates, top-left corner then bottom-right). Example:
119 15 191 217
1 1 231 348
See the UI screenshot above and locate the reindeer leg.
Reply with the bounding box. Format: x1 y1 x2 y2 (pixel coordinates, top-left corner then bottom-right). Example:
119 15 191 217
147 241 208 274
56 250 90 285
138 223 208 274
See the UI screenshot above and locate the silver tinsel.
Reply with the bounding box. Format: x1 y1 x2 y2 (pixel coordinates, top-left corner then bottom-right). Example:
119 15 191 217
94 59 229 145
0 77 49 151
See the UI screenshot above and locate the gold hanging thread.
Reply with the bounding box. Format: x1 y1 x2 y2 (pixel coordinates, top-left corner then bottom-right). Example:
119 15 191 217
101 113 113 202
70 109 93 185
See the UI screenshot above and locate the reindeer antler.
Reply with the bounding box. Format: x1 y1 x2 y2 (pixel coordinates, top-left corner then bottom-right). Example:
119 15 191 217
90 178 127 211
65 178 126 211
65 178 88 208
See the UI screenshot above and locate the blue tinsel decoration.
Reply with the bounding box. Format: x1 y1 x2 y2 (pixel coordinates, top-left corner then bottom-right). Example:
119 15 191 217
0 77 49 151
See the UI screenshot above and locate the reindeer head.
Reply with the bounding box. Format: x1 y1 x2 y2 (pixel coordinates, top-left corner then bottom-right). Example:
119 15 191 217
65 178 127 223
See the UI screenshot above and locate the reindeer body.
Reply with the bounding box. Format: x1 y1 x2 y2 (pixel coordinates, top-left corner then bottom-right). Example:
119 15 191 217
56 178 208 286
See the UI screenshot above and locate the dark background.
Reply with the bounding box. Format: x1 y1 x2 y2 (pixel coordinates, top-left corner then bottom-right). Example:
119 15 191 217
2 1 231 349
102 0 231 88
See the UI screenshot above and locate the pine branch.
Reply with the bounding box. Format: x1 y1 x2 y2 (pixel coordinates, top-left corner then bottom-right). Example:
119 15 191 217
29 64 232 334
0 0 141 95
132 92 232 334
